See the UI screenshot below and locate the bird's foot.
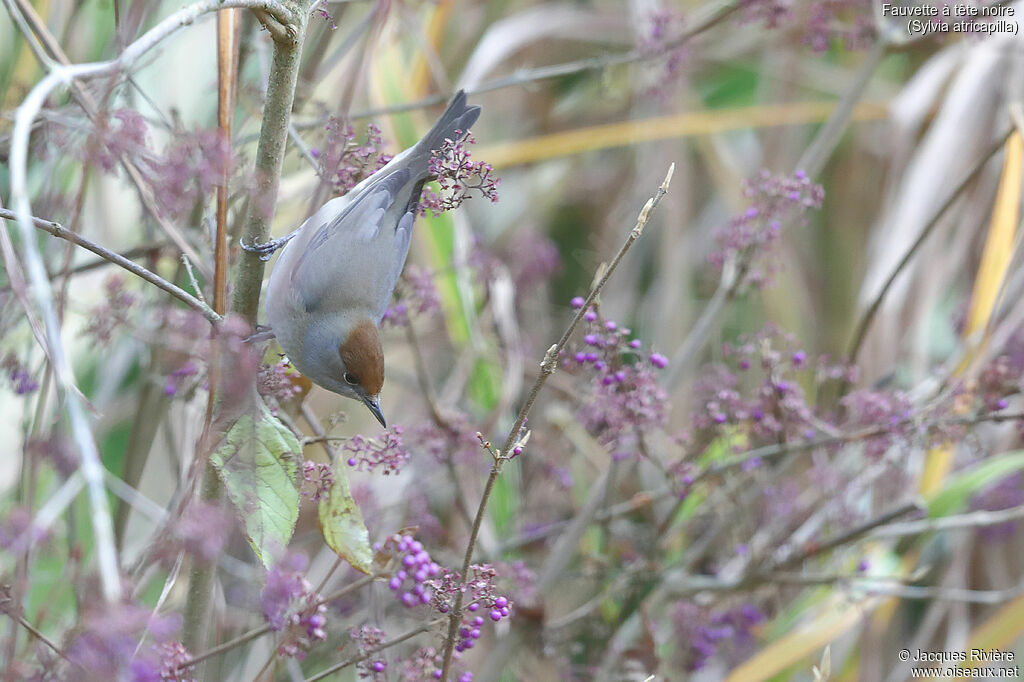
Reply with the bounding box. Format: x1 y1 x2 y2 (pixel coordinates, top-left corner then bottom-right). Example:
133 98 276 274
244 326 276 344
240 232 296 261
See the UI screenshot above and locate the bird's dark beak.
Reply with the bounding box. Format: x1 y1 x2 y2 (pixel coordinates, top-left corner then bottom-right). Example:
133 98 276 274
363 395 386 428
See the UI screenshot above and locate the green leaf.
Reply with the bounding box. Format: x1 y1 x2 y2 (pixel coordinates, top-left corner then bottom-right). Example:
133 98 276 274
210 403 301 566
928 450 1024 518
318 459 373 574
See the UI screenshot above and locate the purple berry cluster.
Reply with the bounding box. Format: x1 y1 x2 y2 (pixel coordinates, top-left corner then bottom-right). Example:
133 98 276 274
739 0 875 52
409 411 485 466
709 170 824 288
432 564 511 654
2 353 38 395
261 553 327 660
64 601 185 681
420 130 500 216
83 274 138 347
351 625 389 680
257 357 306 409
673 601 764 671
382 265 442 327
301 460 335 503
156 641 196 682
170 501 232 563
381 533 441 608
566 298 669 459
344 426 410 475
315 120 394 196
163 360 199 397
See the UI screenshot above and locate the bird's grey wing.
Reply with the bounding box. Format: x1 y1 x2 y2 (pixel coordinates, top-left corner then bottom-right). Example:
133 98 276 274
290 167 414 314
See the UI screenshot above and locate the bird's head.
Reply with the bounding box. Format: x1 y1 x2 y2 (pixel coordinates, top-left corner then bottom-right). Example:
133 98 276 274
299 316 386 427
336 319 386 427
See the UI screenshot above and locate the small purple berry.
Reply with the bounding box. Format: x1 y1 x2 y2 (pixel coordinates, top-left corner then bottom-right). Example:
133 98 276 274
500 606 509 617
389 577 402 590
467 602 479 612
584 311 598 322
473 616 484 626
605 320 617 331
628 339 641 349
570 296 585 308
373 661 386 672
490 609 502 622
494 596 508 608
574 352 587 364
649 353 669 369
347 457 357 467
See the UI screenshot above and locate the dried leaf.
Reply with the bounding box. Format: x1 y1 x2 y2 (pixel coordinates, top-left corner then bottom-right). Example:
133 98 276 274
318 458 373 574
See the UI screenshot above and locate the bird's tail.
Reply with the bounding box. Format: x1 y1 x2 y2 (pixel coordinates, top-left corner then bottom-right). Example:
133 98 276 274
416 90 482 158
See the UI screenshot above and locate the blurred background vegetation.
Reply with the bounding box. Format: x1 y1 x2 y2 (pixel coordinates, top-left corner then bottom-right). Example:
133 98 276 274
2 0 1024 680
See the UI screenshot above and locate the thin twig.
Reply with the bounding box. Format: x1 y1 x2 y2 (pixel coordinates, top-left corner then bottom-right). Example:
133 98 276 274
872 502 1024 537
438 164 675 680
0 209 221 323
847 128 1014 367
304 618 445 682
9 613 75 664
252 7 300 44
303 3 742 124
2 0 295 279
180 574 377 670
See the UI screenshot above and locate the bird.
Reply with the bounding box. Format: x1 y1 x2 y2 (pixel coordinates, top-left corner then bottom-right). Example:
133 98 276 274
258 91 481 428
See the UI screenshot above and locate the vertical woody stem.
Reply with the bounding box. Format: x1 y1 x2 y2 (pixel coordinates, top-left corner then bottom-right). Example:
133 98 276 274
181 4 306 653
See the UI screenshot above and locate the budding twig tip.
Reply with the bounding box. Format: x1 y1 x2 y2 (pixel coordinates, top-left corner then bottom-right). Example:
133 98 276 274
661 163 675 192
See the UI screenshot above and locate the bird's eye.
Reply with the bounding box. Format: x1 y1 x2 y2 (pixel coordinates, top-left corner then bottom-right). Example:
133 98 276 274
344 372 359 385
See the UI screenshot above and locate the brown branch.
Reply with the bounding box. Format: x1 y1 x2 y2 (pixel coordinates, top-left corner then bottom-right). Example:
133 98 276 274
0 208 221 323
437 164 675 680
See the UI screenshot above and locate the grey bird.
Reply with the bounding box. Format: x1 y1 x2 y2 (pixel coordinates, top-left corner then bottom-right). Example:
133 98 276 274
257 91 481 427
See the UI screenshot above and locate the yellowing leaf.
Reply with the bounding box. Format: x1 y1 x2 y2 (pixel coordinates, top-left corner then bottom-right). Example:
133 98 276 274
318 459 373 574
726 596 881 682
211 403 301 566
921 132 1023 496
476 101 889 168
